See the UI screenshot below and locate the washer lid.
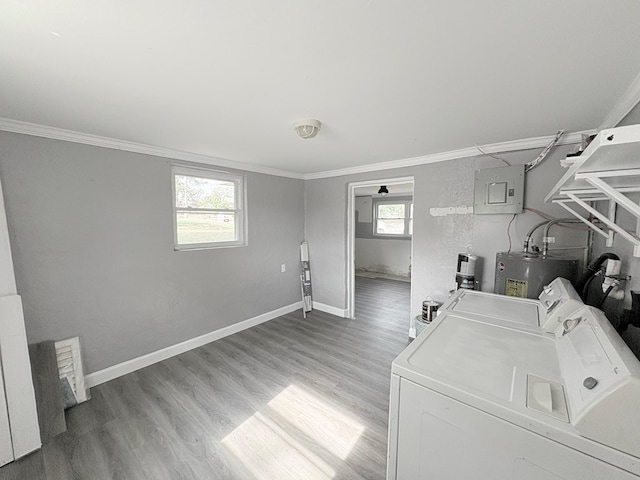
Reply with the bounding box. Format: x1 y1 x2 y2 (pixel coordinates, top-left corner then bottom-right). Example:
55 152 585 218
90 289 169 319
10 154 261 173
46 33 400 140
445 289 541 327
399 314 559 403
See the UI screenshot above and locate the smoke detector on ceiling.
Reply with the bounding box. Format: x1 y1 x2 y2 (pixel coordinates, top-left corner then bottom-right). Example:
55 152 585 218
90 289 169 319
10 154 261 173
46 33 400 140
293 119 322 139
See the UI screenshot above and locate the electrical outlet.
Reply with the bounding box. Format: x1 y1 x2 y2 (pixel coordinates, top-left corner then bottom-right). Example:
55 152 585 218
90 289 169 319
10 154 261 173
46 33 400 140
281 264 286 273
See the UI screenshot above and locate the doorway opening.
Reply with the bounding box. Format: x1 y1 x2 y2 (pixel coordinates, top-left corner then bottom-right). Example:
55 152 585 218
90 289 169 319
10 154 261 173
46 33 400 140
346 178 414 329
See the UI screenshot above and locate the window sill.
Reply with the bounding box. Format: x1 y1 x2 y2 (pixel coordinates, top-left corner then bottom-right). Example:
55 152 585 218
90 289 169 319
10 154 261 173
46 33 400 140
174 242 248 251
372 235 412 240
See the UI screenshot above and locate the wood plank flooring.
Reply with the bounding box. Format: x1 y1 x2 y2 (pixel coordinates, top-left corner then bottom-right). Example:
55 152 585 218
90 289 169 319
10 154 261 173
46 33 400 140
0 277 411 480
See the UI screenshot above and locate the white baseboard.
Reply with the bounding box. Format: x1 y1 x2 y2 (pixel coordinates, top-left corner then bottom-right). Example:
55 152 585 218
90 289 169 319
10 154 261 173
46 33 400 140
85 301 302 388
313 302 348 318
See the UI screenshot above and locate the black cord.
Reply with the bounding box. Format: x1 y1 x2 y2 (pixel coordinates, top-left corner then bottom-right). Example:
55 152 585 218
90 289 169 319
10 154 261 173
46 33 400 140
597 285 615 309
575 253 619 297
582 272 600 304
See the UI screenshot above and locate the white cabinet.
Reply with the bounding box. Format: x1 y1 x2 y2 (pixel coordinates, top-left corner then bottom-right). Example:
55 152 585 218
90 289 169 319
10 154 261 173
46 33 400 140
0 295 41 463
0 176 40 466
0 359 13 466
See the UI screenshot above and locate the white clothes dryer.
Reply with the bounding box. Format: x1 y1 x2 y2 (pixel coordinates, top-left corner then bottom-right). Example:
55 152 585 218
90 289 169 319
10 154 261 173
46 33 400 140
387 287 640 479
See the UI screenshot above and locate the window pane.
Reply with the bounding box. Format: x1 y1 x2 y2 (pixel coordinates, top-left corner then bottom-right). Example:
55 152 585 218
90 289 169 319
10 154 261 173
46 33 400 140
377 218 405 235
176 212 236 244
175 175 235 209
377 204 405 219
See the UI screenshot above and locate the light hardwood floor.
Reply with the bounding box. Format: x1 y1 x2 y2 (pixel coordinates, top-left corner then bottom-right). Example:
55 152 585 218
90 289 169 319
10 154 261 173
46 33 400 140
0 277 411 480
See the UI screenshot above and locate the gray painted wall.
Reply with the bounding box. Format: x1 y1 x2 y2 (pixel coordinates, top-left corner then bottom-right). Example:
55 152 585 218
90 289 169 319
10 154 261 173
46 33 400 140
355 238 411 277
355 195 412 276
472 149 589 290
305 144 588 325
4 111 638 373
0 131 305 374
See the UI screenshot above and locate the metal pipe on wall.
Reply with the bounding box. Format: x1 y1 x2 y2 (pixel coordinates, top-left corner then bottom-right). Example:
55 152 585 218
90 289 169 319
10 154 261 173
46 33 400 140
541 218 584 256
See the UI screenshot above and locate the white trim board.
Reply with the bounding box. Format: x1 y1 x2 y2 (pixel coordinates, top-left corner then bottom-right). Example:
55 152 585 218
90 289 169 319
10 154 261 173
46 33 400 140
85 301 302 388
313 302 349 318
0 117 594 181
600 70 640 130
346 176 414 320
0 118 304 180
303 131 592 179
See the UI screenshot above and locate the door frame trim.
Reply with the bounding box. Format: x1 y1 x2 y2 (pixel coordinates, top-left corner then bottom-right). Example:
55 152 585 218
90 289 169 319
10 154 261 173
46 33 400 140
346 176 414 319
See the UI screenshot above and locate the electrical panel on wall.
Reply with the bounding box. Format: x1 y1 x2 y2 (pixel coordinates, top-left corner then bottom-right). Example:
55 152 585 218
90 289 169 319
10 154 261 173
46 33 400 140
474 165 524 214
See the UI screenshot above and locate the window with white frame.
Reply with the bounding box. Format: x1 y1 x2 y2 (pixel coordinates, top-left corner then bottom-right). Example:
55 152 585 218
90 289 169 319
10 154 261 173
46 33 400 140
172 166 246 250
374 199 413 237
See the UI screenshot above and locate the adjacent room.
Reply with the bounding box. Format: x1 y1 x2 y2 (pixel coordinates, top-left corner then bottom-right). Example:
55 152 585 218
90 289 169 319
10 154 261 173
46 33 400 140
1 1 640 479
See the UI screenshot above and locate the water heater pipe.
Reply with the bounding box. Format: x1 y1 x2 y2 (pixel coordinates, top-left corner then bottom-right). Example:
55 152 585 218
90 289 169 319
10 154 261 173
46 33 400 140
523 220 551 254
541 218 584 255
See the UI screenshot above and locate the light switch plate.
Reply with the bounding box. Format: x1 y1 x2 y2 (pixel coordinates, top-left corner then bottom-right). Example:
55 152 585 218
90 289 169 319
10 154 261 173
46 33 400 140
474 165 524 214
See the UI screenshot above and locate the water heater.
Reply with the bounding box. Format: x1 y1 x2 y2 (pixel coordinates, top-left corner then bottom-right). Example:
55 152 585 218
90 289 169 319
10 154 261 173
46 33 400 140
494 252 579 299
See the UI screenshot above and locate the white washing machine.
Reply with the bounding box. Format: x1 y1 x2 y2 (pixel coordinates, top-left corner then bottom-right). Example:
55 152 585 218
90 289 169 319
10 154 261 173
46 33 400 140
387 283 640 479
440 277 584 332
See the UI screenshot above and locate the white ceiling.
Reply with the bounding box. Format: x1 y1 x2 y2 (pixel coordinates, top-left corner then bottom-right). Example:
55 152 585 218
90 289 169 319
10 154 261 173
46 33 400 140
1 1 640 177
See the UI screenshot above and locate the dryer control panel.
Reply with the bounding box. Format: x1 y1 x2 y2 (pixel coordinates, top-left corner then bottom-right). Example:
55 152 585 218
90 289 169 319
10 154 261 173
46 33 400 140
555 306 640 458
538 277 584 332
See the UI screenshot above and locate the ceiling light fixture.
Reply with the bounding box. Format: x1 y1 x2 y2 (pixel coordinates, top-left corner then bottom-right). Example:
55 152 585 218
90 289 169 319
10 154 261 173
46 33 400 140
293 118 322 139
378 186 389 196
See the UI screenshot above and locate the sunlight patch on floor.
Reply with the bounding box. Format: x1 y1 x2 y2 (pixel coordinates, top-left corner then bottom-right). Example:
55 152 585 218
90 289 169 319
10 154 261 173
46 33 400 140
222 411 335 480
222 384 365 479
268 384 364 460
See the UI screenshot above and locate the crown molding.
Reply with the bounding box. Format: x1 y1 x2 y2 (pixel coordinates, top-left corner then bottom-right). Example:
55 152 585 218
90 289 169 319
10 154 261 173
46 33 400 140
0 117 593 181
302 130 593 180
0 118 305 180
599 71 640 130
